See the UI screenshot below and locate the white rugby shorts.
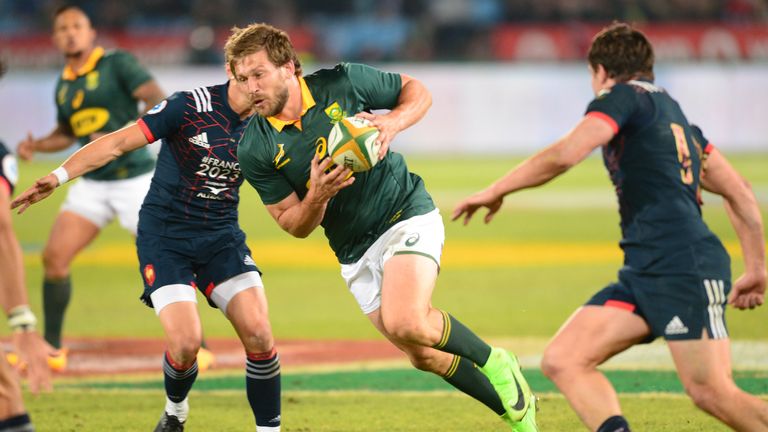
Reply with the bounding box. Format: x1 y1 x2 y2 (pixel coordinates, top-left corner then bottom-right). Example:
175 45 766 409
341 209 444 314
61 171 152 235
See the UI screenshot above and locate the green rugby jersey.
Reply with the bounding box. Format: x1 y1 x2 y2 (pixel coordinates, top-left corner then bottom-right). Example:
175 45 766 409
55 47 155 180
239 63 435 264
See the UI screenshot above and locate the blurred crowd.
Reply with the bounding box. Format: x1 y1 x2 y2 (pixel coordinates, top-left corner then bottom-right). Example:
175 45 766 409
1 0 766 63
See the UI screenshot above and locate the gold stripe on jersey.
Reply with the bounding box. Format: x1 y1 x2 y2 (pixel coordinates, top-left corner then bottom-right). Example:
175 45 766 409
62 46 105 81
266 76 316 132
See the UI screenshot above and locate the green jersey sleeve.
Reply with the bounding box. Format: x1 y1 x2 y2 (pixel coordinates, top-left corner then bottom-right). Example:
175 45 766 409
238 126 296 205
112 50 153 95
343 63 402 110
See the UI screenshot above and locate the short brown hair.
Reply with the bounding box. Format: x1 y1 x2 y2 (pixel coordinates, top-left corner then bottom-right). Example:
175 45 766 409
224 23 302 77
588 22 654 82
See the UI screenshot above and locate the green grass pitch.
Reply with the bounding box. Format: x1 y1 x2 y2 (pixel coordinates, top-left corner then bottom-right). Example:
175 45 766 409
8 153 768 431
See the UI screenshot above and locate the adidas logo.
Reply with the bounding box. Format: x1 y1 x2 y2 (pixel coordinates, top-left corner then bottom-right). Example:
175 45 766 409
665 316 689 335
244 255 256 266
189 132 209 148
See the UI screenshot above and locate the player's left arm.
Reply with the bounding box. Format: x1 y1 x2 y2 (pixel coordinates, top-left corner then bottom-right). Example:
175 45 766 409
700 147 766 310
11 124 149 213
356 73 432 159
452 115 613 225
133 79 166 114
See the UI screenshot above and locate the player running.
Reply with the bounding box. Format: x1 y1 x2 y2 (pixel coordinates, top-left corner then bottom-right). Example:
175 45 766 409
453 22 767 432
233 23 537 431
12 27 282 432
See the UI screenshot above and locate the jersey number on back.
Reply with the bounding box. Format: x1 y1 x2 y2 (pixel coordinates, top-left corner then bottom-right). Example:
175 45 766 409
670 123 694 185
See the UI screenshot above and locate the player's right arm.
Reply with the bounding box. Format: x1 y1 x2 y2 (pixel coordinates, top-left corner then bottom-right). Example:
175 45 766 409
10 124 149 213
699 145 766 310
264 155 354 238
16 123 76 161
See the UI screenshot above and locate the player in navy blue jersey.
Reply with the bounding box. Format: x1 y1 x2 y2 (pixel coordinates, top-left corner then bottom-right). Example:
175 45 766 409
12 28 282 432
454 23 767 431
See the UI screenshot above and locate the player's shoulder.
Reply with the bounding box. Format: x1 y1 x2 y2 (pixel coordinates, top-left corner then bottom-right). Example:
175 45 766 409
102 48 138 63
180 84 221 113
305 63 350 83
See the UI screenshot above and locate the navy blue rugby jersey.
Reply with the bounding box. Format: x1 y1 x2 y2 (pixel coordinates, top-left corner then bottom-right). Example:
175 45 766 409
0 141 18 195
585 80 721 270
136 82 250 237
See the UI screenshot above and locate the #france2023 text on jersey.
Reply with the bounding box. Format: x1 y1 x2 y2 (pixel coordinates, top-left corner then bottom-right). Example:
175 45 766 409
136 82 249 238
585 80 727 274
55 48 155 181
238 63 435 264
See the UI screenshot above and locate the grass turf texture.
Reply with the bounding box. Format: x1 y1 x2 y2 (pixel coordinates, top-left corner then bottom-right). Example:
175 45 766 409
9 155 768 340
8 154 768 431
25 390 743 431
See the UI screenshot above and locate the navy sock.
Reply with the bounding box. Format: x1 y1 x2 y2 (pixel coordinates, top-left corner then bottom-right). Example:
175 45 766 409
433 310 493 366
0 413 34 432
246 349 281 429
597 415 631 432
443 355 506 415
43 276 71 349
163 352 198 403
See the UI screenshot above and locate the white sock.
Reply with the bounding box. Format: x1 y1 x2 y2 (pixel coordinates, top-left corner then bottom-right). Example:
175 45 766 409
165 397 189 422
256 426 281 432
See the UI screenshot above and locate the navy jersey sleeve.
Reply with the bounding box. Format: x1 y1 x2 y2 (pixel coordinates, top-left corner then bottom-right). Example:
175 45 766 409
112 50 153 94
343 63 402 110
0 141 18 195
585 84 639 134
690 124 715 156
137 92 188 142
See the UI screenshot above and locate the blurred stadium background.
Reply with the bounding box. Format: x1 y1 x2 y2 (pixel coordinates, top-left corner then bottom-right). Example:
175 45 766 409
2 0 768 153
1 1 767 431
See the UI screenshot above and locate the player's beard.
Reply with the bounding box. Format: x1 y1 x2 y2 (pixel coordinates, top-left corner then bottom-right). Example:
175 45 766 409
256 85 289 118
65 50 84 59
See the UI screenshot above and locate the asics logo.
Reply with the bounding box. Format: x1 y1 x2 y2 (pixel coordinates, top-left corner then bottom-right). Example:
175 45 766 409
405 233 420 247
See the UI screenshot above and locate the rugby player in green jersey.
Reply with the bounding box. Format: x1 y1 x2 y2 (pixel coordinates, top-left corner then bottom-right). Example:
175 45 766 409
454 23 767 432
13 5 180 371
0 58 51 432
233 23 537 430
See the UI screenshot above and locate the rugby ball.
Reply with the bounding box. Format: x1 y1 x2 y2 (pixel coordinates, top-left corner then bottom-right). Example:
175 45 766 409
327 116 381 172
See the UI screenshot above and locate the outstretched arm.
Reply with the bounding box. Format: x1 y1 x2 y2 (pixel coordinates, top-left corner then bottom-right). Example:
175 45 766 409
452 115 614 225
11 123 149 213
264 155 354 238
701 148 766 310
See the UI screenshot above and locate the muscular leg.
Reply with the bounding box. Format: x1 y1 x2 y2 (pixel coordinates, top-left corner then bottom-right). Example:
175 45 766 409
158 301 202 422
669 334 768 431
540 306 650 431
226 287 280 431
373 255 506 416
41 211 100 348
